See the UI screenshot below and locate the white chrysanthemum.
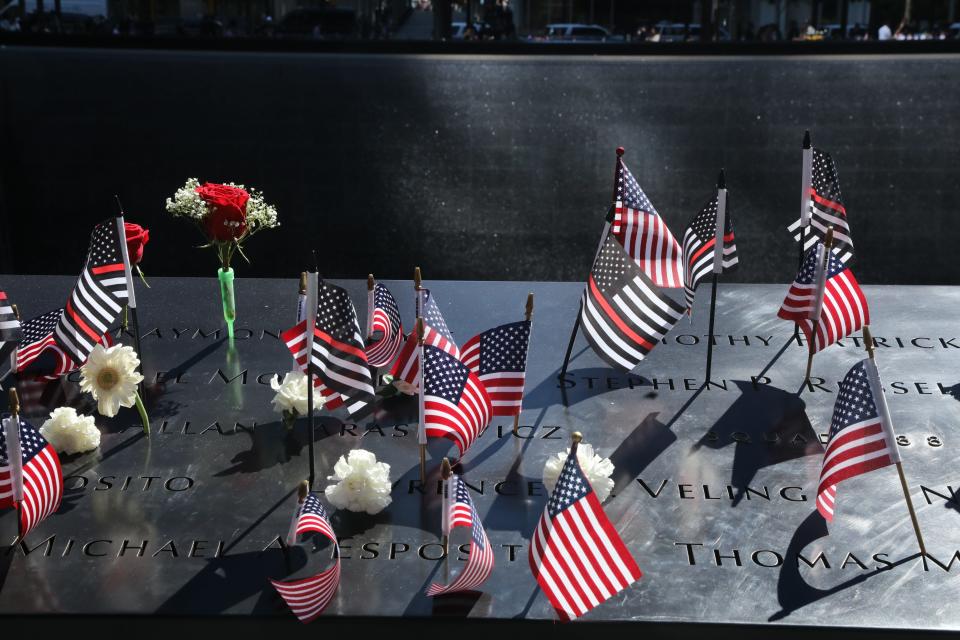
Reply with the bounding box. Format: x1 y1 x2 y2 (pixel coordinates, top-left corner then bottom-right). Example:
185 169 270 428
165 177 208 220
324 449 392 515
542 443 615 503
40 407 101 454
79 344 144 418
269 371 311 416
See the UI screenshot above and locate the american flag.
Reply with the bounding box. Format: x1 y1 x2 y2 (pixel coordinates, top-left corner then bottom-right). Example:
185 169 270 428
817 359 900 521
422 344 492 457
271 493 340 623
461 320 530 417
529 445 642 621
0 291 21 342
787 148 854 263
15 309 75 379
283 283 375 416
777 243 868 355
390 289 459 387
611 156 683 288
364 282 403 368
55 219 129 365
427 474 494 596
1 414 63 537
580 234 686 372
682 195 738 310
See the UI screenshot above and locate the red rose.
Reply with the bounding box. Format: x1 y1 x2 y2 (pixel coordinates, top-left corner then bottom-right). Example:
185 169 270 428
195 183 250 242
124 223 150 265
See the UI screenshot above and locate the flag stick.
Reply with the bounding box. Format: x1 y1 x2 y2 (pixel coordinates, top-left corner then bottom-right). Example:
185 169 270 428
559 147 624 380
570 430 582 456
704 169 727 383
114 201 146 401
416 316 427 485
513 292 534 436
440 457 452 555
804 226 834 382
366 273 379 387
305 271 319 488
5 388 24 542
795 131 812 340
862 325 926 555
285 480 310 547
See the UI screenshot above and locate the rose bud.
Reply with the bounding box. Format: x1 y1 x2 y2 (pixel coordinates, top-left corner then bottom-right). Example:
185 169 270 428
124 223 150 265
195 182 250 242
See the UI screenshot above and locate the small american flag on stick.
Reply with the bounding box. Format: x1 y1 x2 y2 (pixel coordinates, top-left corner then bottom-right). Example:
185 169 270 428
365 281 404 368
427 472 494 596
461 318 530 417
817 357 900 521
422 343 492 457
390 288 459 387
271 485 341 623
777 239 868 355
611 153 683 288
1 395 63 538
529 433 642 621
682 194 738 310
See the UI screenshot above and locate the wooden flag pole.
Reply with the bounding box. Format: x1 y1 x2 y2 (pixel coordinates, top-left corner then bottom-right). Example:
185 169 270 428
513 292 534 436
570 430 582 456
804 226 834 382
559 147 624 381
704 169 727 383
416 316 427 485
285 480 310 547
862 325 926 555
440 457 452 555
414 266 423 315
5 388 24 542
795 131 813 340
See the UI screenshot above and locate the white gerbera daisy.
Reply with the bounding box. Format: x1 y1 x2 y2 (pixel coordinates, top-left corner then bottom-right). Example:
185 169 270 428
542 443 616 503
79 344 144 418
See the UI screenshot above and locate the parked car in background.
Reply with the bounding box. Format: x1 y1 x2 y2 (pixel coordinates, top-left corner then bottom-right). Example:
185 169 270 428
649 21 729 42
540 23 613 42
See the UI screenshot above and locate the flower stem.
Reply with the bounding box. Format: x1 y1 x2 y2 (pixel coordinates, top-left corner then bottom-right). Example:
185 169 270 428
134 392 150 436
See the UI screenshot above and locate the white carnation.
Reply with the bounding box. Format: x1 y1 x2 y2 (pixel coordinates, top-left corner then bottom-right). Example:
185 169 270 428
542 443 615 503
269 371 311 416
165 177 209 220
324 449 392 515
40 407 101 455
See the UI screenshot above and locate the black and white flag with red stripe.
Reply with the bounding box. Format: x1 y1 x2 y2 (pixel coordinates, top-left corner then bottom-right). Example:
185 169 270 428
427 474 494 596
54 218 129 365
787 148 854 263
580 235 686 372
682 194 738 310
817 359 900 521
529 444 642 621
0 291 21 343
271 493 340 623
283 282 375 416
1 414 63 537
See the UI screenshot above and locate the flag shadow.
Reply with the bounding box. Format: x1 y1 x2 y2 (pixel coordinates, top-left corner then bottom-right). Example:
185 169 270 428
608 411 678 499
524 366 651 411
692 380 822 507
768 510 921 621
213 416 338 477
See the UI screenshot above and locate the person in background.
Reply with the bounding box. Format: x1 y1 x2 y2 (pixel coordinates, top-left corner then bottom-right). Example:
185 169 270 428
878 22 892 40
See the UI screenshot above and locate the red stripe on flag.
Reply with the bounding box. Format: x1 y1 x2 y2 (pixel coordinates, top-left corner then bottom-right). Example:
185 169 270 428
588 276 654 352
